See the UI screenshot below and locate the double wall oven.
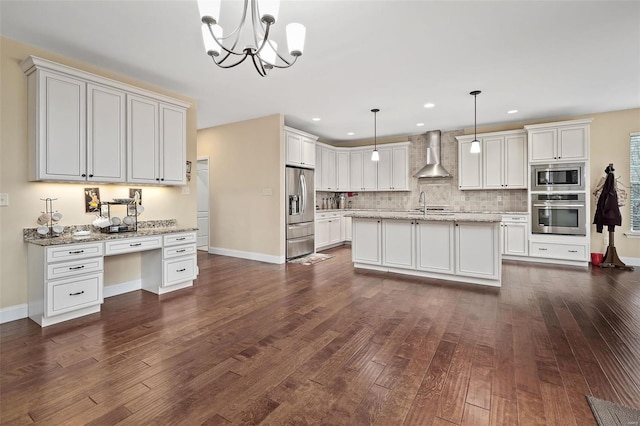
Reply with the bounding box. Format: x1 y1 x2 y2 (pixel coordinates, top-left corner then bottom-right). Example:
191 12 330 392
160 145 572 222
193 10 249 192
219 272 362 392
531 163 587 236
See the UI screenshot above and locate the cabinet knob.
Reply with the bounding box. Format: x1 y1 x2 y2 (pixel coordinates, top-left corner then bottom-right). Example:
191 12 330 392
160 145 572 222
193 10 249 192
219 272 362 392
81 173 86 177
156 178 160 181
89 174 94 178
161 178 165 181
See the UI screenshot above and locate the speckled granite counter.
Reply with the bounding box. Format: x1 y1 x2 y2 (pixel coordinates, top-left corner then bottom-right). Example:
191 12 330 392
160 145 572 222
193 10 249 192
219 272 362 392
24 219 197 246
347 211 503 222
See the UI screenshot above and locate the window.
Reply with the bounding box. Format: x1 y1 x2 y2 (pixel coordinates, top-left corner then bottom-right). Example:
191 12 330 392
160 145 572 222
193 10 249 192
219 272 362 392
631 133 640 231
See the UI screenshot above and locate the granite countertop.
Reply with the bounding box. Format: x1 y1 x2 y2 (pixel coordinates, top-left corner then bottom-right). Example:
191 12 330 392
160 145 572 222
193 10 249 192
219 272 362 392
24 219 197 246
317 208 527 215
347 211 503 222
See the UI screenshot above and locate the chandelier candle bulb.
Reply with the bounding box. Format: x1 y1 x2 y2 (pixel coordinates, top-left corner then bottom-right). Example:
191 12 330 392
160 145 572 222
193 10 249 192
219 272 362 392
197 0 221 24
286 23 306 55
201 24 222 56
259 0 280 23
259 40 278 65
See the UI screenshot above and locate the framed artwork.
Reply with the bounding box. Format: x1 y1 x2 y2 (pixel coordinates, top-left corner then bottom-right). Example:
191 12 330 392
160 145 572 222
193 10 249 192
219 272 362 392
129 188 142 205
84 187 101 213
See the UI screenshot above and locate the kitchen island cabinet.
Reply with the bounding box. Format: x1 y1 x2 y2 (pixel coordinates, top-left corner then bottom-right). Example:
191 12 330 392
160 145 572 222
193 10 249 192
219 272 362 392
351 212 502 287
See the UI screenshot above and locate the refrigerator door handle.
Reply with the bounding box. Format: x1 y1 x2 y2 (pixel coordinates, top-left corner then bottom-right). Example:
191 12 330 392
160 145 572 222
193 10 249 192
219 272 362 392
300 173 306 215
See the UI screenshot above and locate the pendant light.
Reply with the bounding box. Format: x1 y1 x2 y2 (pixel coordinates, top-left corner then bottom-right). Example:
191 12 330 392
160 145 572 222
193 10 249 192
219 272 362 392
371 108 380 161
470 90 481 154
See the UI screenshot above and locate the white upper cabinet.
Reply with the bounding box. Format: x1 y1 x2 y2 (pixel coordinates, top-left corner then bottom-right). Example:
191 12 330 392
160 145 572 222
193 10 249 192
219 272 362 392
349 150 364 191
321 146 337 190
87 84 126 183
29 71 87 182
457 130 526 190
526 119 591 163
315 144 323 190
285 127 317 168
336 151 350 191
377 144 409 191
21 55 191 185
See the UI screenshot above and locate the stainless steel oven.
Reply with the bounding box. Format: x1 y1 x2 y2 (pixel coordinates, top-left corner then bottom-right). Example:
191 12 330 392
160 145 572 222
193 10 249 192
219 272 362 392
531 163 584 192
531 193 586 236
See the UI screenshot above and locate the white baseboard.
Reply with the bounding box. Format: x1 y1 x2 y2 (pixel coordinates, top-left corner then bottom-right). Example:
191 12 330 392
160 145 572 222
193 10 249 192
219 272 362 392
103 279 142 298
0 304 28 324
620 257 640 267
208 247 285 264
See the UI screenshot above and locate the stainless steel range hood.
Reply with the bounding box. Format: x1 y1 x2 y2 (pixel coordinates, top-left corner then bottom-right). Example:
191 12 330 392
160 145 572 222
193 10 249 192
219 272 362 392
413 130 451 178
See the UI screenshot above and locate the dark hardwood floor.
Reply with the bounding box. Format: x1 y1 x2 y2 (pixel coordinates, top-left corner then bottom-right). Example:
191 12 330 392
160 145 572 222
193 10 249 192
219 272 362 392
2 247 640 425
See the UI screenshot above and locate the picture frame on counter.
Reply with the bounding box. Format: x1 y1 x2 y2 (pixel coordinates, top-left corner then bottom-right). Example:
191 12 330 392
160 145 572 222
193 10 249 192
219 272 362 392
84 187 101 213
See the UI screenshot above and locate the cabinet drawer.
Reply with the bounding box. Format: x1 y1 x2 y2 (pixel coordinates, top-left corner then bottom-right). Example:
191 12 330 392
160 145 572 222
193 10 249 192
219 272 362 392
47 257 104 280
164 232 197 247
47 273 103 317
316 212 341 219
163 243 197 259
164 256 197 287
105 236 162 255
530 241 587 261
47 243 103 263
501 215 528 223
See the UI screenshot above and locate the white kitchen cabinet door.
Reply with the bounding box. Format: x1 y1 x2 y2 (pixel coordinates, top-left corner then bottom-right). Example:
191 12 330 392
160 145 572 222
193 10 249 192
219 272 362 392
504 134 527 188
343 215 353 242
315 219 330 249
362 149 378 190
87 84 126 183
416 221 454 273
455 222 500 279
34 71 87 181
159 104 186 185
391 145 409 190
127 95 159 184
382 219 415 268
529 128 557 162
482 136 504 189
301 137 316 167
503 222 529 256
328 219 342 245
350 150 364 191
352 218 382 265
315 145 323 190
558 125 588 161
321 147 337 191
336 151 350 191
458 140 482 190
377 148 393 190
286 131 303 166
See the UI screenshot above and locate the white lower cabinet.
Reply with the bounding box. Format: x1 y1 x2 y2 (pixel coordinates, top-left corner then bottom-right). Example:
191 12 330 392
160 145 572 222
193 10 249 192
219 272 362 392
530 240 588 261
501 215 529 257
352 218 382 265
28 242 105 327
455 222 501 280
382 220 415 268
416 221 454 274
142 232 198 294
316 212 347 251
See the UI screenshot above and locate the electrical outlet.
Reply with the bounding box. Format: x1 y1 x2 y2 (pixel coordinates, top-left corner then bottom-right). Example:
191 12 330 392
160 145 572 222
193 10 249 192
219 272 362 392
460 195 465 202
262 188 273 196
0 193 8 206
497 196 502 202
181 186 190 195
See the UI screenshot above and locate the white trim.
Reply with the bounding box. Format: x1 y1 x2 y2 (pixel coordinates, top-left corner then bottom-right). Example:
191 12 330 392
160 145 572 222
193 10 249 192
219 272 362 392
620 257 640 267
353 263 501 288
524 118 593 130
208 247 285 264
507 256 589 268
103 279 142 298
0 304 28 324
624 232 640 239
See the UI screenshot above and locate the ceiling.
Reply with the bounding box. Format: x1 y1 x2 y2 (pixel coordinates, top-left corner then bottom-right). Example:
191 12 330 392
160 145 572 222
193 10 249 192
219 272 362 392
1 1 639 143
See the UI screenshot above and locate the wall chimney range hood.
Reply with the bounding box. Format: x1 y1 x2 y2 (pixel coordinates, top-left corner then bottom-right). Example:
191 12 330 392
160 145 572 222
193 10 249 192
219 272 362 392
413 130 451 178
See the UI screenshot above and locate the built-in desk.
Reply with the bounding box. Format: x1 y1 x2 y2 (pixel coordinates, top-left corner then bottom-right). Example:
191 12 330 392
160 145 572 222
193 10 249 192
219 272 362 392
25 227 197 327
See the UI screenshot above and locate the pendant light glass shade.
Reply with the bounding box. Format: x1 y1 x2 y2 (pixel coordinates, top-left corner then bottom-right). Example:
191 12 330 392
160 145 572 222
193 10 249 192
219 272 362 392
469 90 481 154
197 0 221 23
201 24 222 56
371 108 380 162
259 0 280 23
286 23 306 55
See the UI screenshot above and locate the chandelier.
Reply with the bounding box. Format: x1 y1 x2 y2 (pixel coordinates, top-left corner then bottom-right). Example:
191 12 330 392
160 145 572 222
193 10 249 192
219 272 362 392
197 0 306 77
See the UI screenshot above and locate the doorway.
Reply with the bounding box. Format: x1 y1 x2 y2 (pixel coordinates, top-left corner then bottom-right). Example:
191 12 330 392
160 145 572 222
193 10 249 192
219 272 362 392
197 158 209 251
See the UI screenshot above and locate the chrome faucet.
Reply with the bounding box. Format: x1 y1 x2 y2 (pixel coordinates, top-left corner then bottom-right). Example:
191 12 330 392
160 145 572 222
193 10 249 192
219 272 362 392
418 191 427 216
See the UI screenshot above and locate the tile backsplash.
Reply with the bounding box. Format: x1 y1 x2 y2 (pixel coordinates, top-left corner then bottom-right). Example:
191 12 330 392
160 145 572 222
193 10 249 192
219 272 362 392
317 130 528 213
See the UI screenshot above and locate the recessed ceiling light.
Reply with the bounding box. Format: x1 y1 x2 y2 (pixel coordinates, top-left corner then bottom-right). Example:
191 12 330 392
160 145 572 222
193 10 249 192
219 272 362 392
312 117 321 121
347 132 354 136
416 123 425 127
424 103 435 108
507 109 518 114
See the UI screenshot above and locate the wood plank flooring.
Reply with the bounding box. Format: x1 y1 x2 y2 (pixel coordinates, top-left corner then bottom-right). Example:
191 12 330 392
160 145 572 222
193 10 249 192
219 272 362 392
1 247 639 425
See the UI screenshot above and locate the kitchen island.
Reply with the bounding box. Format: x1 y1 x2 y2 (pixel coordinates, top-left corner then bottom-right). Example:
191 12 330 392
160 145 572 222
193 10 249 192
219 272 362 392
349 211 502 287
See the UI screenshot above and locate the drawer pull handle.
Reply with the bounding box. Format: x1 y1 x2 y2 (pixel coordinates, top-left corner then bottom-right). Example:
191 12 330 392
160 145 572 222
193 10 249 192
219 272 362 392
568 250 578 253
176 249 186 253
69 250 84 254
176 237 186 241
538 248 548 251
130 243 142 247
69 291 85 296
69 265 85 270
177 268 186 272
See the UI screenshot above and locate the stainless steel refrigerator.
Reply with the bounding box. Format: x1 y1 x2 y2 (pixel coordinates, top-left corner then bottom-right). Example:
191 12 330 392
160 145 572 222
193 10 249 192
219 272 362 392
286 166 315 259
